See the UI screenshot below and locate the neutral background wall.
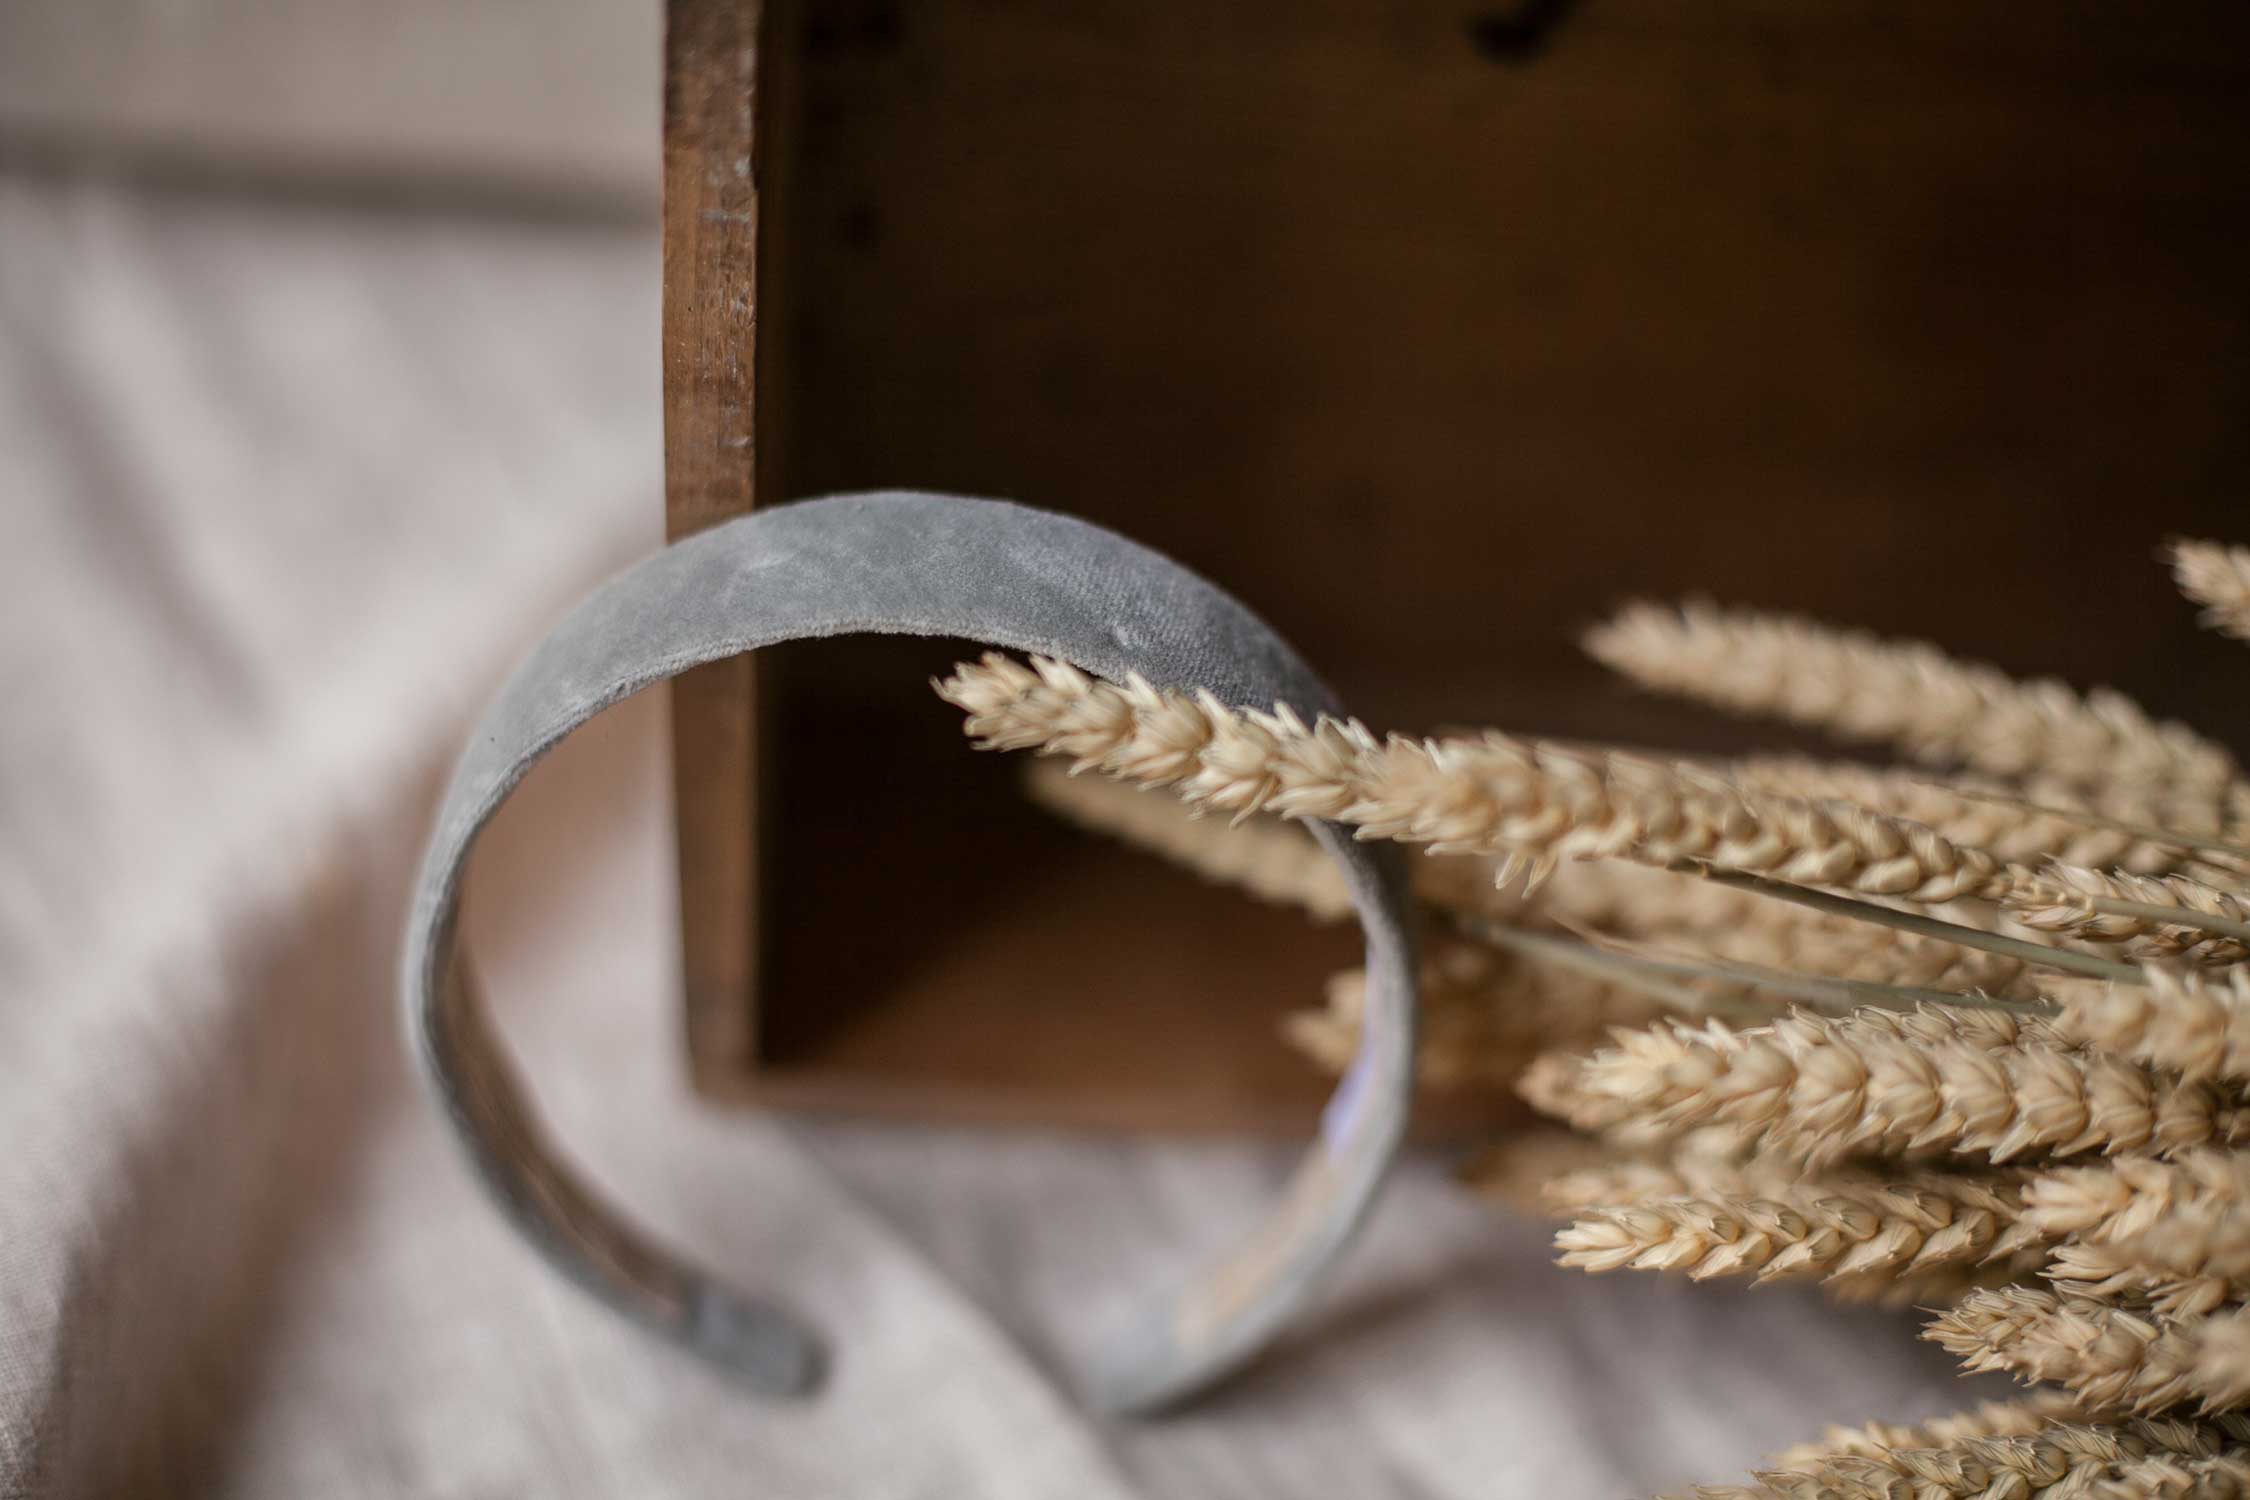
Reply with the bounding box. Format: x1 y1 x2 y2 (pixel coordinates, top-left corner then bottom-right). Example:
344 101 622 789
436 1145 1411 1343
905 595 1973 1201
0 1 660 211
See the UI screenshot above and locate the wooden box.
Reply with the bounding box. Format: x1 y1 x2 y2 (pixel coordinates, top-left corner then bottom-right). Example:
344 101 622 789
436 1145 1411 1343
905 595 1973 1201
664 0 2250 1131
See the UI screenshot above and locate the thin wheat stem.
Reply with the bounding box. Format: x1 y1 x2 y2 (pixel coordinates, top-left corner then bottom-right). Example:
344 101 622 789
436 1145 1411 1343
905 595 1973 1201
1462 922 1715 1014
2086 897 2250 948
2006 864 2250 964
1937 781 2250 875
1690 868 2145 984
1469 917 2025 1026
1554 921 2044 1015
1678 901 2036 998
1059 778 2044 996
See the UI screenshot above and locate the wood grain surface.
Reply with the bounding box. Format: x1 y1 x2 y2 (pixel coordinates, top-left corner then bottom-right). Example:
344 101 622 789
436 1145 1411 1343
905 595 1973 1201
664 0 769 1089
672 0 2250 1129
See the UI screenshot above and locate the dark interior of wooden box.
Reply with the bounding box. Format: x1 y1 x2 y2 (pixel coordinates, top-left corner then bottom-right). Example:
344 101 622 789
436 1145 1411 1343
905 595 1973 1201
685 0 2250 1132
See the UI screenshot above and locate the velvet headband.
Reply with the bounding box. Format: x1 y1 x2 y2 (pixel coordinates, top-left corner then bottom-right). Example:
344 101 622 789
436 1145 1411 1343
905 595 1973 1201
401 491 1419 1413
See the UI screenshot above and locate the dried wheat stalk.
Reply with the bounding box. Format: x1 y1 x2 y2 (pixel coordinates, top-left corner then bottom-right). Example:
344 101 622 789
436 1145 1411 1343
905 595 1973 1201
2052 968 2250 1084
959 540 2250 1494
2093 1452 2250 1498
2030 1162 2250 1318
1732 755 2217 877
1584 600 2237 793
1483 855 2038 998
1742 1401 2250 1499
2175 539 2250 645
937 653 2049 905
1763 1393 2092 1470
1738 1425 2250 1500
2026 1153 2250 1245
1519 1003 2250 1166
2046 1202 2250 1319
2006 865 2250 965
1928 1288 2250 1415
1553 1172 2041 1287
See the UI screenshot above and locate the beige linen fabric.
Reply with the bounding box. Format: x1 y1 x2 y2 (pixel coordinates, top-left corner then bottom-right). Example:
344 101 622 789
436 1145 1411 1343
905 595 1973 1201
0 172 1988 1498
0 0 657 210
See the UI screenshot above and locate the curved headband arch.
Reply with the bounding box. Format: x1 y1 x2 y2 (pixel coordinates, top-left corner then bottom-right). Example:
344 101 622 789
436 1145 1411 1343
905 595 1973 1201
401 491 1418 1413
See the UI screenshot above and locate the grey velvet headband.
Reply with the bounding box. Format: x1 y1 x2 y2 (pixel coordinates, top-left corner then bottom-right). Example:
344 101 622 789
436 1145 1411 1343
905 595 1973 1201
402 491 1419 1413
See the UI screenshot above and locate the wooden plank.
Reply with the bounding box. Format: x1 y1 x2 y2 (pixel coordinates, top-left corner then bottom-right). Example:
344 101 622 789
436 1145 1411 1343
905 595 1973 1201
671 0 2250 1131
662 0 766 1088
772 0 2250 734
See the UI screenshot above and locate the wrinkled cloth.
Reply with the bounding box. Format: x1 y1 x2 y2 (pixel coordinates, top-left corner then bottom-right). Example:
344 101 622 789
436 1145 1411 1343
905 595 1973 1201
0 172 1989 1499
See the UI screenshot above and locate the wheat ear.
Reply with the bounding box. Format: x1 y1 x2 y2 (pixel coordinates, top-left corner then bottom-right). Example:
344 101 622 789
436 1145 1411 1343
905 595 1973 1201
936 654 2044 905
944 656 2169 996
2046 1198 2250 1319
1754 1418 2248 1500
2174 539 2250 644
2031 1157 2250 1317
2006 865 2250 965
1752 1429 2250 1500
1764 1393 2091 1470
2053 968 2250 1084
1734 755 2217 877
2095 1452 2250 1498
1756 1400 2250 1497
1928 1288 2250 1415
1554 1171 2040 1288
1519 1005 2250 1165
1917 779 2250 884
2026 1153 2250 1245
1584 600 2237 793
